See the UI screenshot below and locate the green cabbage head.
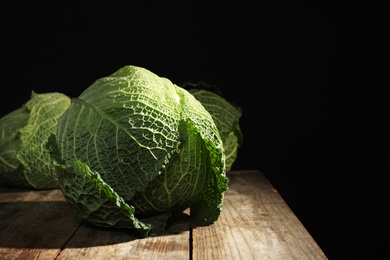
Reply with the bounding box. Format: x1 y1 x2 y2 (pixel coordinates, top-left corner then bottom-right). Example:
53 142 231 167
50 65 228 237
181 81 243 172
0 91 71 189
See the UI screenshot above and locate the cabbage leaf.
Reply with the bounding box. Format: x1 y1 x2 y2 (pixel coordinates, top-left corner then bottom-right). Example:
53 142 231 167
0 91 71 189
51 65 228 237
181 81 243 172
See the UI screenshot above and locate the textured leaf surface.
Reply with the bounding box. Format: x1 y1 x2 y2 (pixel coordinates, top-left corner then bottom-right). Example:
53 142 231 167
54 65 227 236
182 82 243 172
0 91 71 189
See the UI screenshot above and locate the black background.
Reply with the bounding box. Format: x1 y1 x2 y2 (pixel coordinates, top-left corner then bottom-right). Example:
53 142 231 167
1 2 387 259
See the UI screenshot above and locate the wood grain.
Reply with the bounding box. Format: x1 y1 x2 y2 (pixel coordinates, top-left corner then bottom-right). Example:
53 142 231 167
57 213 190 260
0 188 81 260
0 171 327 259
192 171 328 260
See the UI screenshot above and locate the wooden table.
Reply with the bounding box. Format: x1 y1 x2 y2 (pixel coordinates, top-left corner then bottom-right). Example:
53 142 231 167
0 170 327 259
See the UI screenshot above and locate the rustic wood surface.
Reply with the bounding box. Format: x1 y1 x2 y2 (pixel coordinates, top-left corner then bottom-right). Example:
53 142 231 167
192 171 327 260
0 170 327 259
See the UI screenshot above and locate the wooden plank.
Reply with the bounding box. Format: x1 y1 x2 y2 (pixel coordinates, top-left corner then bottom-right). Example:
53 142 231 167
192 170 328 260
0 188 82 260
1 170 327 259
57 212 190 260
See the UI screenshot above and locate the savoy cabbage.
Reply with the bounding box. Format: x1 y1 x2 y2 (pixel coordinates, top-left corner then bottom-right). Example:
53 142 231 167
0 91 71 189
49 65 242 237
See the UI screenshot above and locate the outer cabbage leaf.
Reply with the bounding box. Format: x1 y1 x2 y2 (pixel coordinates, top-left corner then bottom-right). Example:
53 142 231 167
52 65 227 237
182 81 243 172
0 91 71 189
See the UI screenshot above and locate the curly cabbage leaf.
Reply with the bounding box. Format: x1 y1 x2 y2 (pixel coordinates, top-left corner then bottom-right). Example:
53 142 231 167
182 81 243 172
0 91 71 189
51 65 228 237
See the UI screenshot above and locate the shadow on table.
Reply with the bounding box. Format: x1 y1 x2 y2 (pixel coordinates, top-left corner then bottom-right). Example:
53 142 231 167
0 200 202 249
